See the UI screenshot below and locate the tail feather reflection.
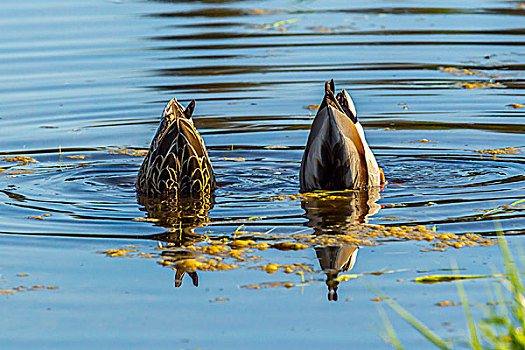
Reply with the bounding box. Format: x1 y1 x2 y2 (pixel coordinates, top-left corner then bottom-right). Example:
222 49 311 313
302 187 381 301
138 195 213 287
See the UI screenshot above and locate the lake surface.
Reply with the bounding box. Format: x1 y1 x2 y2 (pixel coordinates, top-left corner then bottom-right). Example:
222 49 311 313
1 0 524 348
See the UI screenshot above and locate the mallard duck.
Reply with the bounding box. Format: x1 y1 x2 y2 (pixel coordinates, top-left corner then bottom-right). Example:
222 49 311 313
136 98 215 199
300 79 385 192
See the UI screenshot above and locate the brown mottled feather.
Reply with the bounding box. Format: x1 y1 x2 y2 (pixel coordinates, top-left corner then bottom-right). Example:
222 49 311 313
136 98 215 200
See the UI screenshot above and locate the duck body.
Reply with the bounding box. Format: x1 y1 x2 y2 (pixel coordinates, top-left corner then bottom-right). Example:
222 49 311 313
136 98 215 199
300 80 384 192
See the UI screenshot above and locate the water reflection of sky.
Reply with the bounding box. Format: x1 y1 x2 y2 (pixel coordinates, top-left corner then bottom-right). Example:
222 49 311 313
0 0 524 348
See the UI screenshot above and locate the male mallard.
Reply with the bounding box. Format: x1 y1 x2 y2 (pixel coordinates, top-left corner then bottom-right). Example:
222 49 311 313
136 98 215 199
300 79 385 192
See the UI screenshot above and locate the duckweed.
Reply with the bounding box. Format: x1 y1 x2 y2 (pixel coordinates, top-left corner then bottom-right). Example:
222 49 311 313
98 249 138 258
0 284 58 295
132 217 159 222
336 274 360 282
26 216 46 220
441 67 480 76
455 82 500 89
2 156 38 164
304 104 320 110
97 222 493 290
271 242 309 251
436 301 458 307
474 147 519 156
414 274 505 284
241 282 295 289
109 148 148 157
209 297 229 302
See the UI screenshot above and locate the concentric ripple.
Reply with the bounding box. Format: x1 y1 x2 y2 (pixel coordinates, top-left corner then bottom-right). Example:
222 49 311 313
0 0 524 242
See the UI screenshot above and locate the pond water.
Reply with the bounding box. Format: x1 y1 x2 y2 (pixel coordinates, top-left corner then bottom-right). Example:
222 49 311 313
0 0 524 348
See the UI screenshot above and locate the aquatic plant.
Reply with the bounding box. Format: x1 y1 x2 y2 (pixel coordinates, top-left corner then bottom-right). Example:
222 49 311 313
378 233 525 349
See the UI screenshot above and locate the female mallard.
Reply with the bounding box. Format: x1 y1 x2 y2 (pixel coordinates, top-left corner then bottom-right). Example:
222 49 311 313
300 80 385 192
136 98 215 199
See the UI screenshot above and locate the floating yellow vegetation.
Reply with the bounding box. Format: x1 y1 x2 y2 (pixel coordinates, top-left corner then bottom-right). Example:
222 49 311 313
98 248 138 258
173 258 237 272
209 297 229 303
264 145 290 149
291 225 493 250
365 270 397 276
296 189 356 201
66 155 85 159
335 270 397 283
441 67 480 76
271 242 309 251
508 103 525 109
371 297 387 302
441 68 503 88
258 263 314 274
241 282 294 289
228 239 256 249
241 284 261 289
262 263 279 274
310 26 332 33
0 288 16 295
110 148 148 157
253 18 298 30
27 216 46 220
132 217 159 222
475 147 519 156
249 8 282 15
2 156 38 164
0 285 58 295
436 301 459 307
304 104 320 110
421 248 446 252
455 82 500 89
309 26 351 32
336 274 360 282
100 223 493 288
477 199 525 217
414 274 505 284
0 169 35 175
222 157 245 162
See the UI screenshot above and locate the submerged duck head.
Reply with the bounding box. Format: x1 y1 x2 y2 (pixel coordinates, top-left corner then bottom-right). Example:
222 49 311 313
300 79 385 192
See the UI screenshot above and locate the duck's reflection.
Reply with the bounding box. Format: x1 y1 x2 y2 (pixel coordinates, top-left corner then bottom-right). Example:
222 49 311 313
137 188 381 295
138 195 213 287
138 195 213 232
161 247 200 288
301 187 381 301
316 246 359 301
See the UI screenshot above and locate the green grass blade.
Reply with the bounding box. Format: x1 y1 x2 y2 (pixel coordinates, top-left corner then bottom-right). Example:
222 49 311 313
452 258 482 350
377 304 404 350
368 283 451 350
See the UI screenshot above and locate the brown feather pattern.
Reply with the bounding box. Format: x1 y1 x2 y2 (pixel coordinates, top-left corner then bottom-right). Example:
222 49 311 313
136 98 215 200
